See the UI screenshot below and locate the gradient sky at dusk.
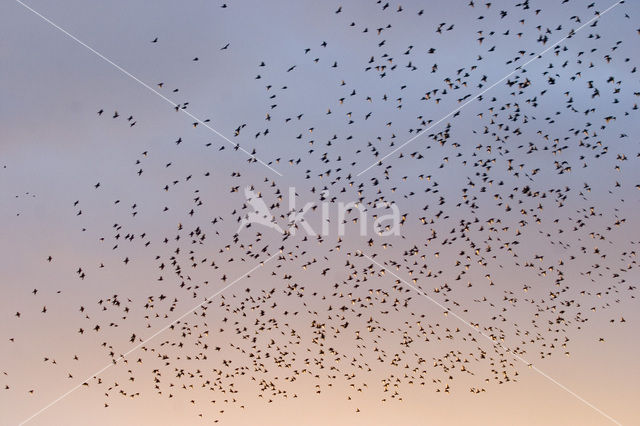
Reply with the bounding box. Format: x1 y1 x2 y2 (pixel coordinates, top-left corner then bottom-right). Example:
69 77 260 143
2 0 639 425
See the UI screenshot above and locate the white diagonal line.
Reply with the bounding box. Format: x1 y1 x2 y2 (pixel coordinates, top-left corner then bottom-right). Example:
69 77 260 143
357 251 622 425
14 0 283 177
356 0 623 177
18 252 280 425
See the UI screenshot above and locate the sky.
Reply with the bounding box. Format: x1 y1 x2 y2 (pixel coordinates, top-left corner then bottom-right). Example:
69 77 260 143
1 0 639 425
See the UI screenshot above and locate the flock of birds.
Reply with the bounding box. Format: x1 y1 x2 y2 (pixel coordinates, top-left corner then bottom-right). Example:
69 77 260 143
5 0 640 423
